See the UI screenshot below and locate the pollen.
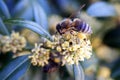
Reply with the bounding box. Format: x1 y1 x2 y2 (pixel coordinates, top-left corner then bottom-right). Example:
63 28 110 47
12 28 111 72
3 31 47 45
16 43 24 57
54 57 61 63
77 32 87 40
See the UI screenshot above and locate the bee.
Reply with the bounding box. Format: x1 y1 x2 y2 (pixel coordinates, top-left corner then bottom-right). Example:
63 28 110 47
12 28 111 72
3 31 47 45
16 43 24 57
56 5 92 34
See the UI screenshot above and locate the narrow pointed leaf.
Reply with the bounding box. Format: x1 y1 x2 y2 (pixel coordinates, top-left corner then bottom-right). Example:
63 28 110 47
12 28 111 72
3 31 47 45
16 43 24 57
12 0 29 15
5 0 15 12
4 19 53 40
0 55 30 80
33 1 48 30
66 64 73 76
38 0 51 14
0 0 10 18
73 64 85 80
0 18 9 35
12 0 29 17
87 1 116 17
19 6 33 20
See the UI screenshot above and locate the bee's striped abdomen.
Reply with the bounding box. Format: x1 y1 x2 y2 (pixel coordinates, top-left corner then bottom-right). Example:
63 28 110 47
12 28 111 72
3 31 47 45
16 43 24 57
73 19 92 34
81 22 92 34
56 18 92 35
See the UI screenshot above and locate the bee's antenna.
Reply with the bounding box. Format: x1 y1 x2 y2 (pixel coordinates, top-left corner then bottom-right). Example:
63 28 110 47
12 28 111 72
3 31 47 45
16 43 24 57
68 4 86 19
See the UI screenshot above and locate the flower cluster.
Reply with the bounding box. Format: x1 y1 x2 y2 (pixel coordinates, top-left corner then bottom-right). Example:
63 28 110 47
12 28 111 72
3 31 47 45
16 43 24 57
29 44 50 66
0 31 26 53
29 30 92 67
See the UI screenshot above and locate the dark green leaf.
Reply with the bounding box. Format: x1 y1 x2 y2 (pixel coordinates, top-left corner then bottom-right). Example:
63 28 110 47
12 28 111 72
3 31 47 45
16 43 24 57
12 0 32 19
73 64 84 80
0 0 10 18
33 1 48 30
66 64 73 76
37 0 51 14
4 19 53 40
0 18 9 35
0 55 30 80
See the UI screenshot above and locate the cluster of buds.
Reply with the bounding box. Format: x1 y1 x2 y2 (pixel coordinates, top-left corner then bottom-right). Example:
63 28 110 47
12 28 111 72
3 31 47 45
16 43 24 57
29 43 50 66
29 31 92 67
0 31 26 53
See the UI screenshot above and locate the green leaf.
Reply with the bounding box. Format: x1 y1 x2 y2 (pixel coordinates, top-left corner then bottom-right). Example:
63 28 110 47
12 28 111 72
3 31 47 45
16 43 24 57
66 64 73 76
73 64 85 80
0 0 10 18
12 0 33 19
32 1 48 30
0 18 9 35
4 19 53 40
0 55 30 80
